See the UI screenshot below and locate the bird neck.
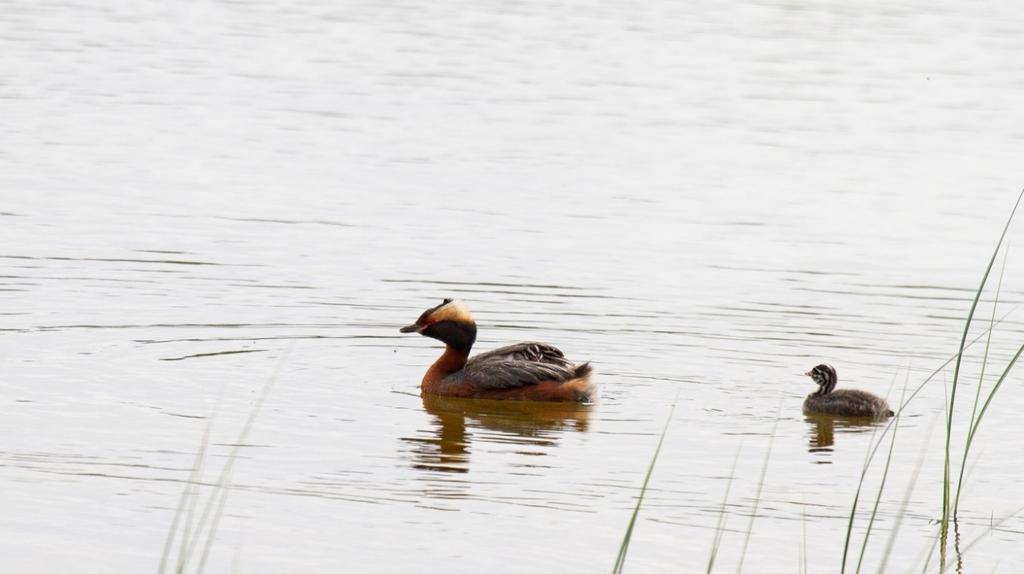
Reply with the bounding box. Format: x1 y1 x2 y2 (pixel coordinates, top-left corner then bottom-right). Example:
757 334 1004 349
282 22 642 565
423 345 471 387
816 374 837 396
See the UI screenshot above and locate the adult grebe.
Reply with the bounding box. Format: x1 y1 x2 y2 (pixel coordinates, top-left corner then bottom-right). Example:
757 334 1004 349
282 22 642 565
400 299 594 402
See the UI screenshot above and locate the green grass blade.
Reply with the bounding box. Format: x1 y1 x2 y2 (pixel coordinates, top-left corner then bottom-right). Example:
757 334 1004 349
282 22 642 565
175 433 209 574
955 342 1024 496
841 417 883 574
954 245 1009 517
177 386 232 574
194 349 290 574
707 441 743 574
736 403 781 574
854 309 1008 472
896 311 1011 420
159 384 228 574
839 319 1007 568
612 392 678 574
942 188 1023 538
877 416 936 574
158 411 214 574
856 378 908 574
965 245 1007 437
939 503 1024 573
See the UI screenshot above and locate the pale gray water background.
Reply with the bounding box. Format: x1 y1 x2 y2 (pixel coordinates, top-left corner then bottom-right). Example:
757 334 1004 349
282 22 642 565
3 0 1024 572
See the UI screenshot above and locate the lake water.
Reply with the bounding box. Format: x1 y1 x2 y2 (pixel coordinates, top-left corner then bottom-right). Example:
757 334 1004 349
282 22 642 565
3 0 1024 572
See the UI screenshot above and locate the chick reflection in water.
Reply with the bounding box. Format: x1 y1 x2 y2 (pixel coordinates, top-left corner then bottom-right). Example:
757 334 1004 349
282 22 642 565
805 413 883 455
801 364 894 457
403 394 590 474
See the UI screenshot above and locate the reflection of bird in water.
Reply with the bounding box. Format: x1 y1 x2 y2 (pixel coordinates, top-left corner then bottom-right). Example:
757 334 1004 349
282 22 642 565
804 413 883 455
399 299 594 402
806 414 837 452
803 364 894 418
402 394 591 474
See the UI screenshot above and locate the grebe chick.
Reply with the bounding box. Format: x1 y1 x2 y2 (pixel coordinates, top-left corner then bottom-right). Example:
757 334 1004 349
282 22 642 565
803 364 894 418
400 299 594 402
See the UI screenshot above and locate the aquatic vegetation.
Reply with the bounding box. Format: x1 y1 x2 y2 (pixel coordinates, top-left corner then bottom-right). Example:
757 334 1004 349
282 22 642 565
839 188 1024 572
736 405 780 574
853 381 905 574
941 189 1023 549
706 442 742 574
160 351 288 574
612 393 678 574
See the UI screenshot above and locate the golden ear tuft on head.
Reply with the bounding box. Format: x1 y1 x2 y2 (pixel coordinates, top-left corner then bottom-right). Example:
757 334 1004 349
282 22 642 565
430 298 474 324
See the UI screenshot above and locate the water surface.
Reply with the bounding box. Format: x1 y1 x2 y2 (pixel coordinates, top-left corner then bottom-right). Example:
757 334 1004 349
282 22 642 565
3 0 1024 572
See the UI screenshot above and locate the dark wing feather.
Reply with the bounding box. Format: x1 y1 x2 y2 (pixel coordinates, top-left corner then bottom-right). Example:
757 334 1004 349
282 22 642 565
468 342 570 367
461 360 580 390
461 342 586 391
